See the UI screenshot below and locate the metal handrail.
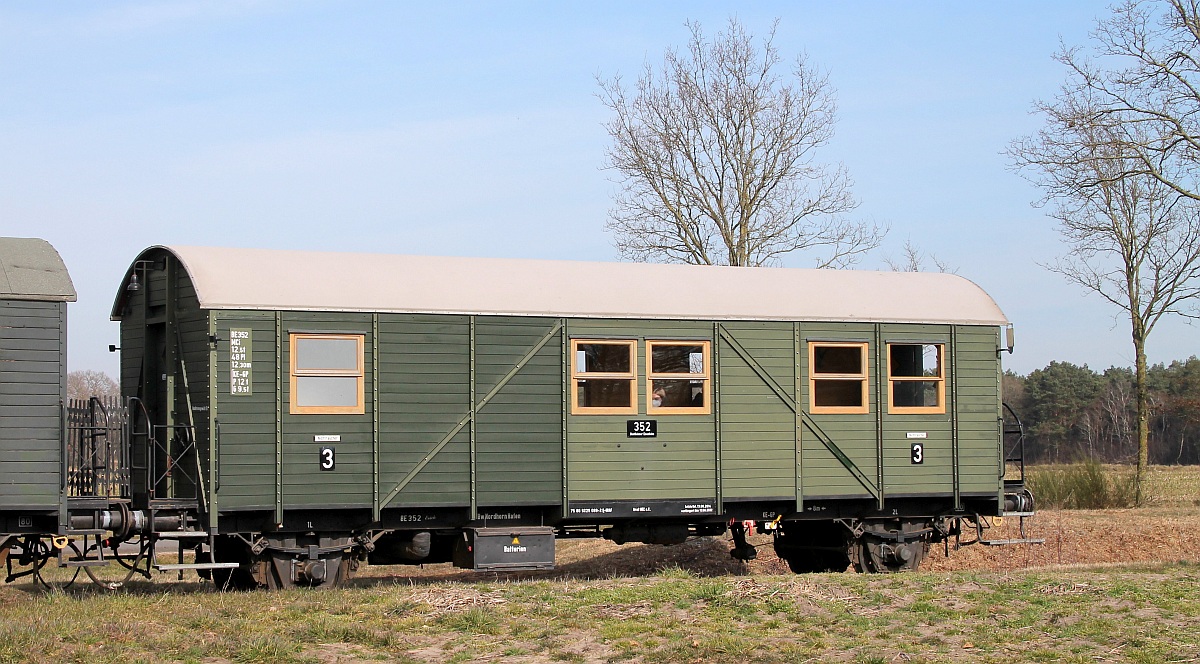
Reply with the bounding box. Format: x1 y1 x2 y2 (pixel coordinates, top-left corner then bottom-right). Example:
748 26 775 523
1001 402 1026 485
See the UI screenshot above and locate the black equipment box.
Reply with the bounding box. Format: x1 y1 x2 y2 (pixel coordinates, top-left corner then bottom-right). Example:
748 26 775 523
453 526 556 571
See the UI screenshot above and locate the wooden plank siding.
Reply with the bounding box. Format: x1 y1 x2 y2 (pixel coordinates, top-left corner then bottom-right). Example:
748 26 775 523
717 322 796 500
879 324 954 497
566 320 716 504
168 265 208 502
799 323 880 499
377 314 470 508
0 299 65 509
195 307 1002 516
279 312 374 507
212 311 278 509
474 317 563 506
954 326 1004 495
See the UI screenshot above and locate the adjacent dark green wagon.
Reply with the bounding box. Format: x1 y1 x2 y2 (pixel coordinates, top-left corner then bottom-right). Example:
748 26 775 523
0 238 75 532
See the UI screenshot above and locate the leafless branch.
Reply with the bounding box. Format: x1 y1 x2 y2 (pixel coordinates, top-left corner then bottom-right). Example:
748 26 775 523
67 370 120 401
597 17 884 267
1008 0 1200 498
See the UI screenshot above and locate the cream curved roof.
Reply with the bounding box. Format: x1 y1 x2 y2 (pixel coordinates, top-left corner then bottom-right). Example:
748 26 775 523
0 237 76 302
113 245 1008 325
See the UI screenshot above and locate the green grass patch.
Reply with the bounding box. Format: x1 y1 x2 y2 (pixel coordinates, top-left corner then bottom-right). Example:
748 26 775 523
1 563 1199 662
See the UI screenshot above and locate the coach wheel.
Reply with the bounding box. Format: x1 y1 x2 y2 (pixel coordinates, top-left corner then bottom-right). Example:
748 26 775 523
852 536 927 573
255 551 352 590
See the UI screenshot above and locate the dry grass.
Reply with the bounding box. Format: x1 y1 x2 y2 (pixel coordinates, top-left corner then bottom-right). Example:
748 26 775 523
2 465 1198 663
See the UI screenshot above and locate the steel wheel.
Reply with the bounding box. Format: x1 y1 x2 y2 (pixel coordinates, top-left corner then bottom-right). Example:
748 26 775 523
852 536 926 573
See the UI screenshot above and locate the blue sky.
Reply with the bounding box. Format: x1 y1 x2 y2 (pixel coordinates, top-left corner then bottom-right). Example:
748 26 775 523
2 1 1190 376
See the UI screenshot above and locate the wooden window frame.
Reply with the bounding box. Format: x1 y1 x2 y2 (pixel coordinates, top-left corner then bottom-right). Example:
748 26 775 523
646 340 712 415
808 342 870 415
570 339 637 415
289 333 365 415
886 342 946 414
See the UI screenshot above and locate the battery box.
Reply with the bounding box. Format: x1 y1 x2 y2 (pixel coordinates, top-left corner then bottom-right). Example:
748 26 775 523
452 526 556 571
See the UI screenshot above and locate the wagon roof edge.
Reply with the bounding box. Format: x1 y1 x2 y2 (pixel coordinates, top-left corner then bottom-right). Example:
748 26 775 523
111 245 1010 326
0 237 77 302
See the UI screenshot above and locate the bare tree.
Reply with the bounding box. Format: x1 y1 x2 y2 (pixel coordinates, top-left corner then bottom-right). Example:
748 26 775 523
883 239 957 273
1010 67 1200 502
67 370 120 401
597 18 885 267
1051 0 1200 204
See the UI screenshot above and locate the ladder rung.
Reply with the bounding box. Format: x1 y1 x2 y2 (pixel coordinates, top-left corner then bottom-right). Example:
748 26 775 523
1002 512 1035 517
155 532 209 539
155 562 240 571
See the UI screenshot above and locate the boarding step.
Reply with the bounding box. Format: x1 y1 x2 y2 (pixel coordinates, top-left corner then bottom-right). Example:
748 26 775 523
58 545 110 568
147 499 199 510
982 537 1046 546
60 559 111 567
57 529 112 567
154 562 240 571
63 529 106 537
154 531 210 539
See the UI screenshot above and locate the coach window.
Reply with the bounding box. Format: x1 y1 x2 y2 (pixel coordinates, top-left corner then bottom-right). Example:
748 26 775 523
572 340 637 414
290 333 365 415
809 342 869 414
888 343 945 414
647 341 710 414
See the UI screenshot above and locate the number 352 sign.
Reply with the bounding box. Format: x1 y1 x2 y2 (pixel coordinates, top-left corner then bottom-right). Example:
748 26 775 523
627 420 657 438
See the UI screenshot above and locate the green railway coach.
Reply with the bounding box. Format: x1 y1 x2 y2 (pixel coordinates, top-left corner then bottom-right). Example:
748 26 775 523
109 244 1033 587
0 238 76 538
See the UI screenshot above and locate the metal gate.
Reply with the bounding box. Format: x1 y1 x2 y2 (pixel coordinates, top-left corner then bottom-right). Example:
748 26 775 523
64 396 130 500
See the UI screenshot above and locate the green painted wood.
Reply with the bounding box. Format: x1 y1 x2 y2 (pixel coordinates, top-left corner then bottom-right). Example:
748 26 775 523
954 325 1004 494
718 323 880 500
278 311 375 507
379 317 562 508
475 317 563 505
211 313 281 509
716 322 795 499
0 298 64 508
139 273 1008 517
566 320 716 502
800 323 882 499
